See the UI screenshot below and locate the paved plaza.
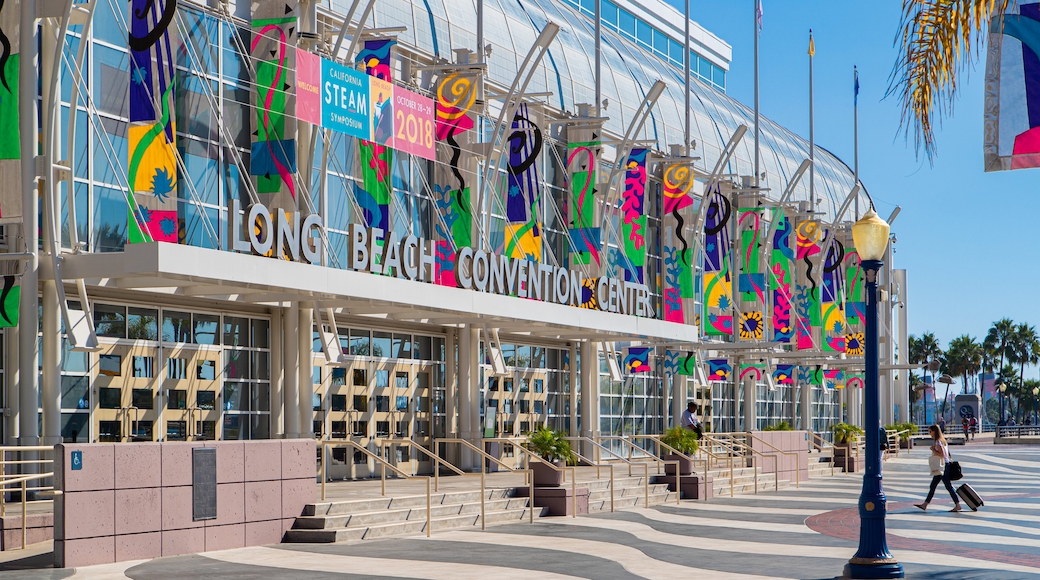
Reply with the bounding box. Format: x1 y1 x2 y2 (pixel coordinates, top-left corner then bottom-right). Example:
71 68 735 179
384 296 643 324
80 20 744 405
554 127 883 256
2 444 1039 579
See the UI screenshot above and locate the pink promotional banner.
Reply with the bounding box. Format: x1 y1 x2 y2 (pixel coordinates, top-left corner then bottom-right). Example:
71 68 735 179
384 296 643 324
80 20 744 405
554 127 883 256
296 50 322 126
393 86 436 160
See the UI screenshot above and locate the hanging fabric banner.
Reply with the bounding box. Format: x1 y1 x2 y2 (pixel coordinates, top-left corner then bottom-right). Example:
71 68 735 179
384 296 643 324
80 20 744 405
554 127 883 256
623 347 651 373
795 219 824 350
665 350 698 376
618 148 648 283
567 126 601 269
773 365 795 385
127 0 179 243
662 162 695 323
707 359 732 382
739 363 765 382
821 235 847 353
984 5 1040 171
0 0 21 223
824 369 845 389
250 0 298 214
702 187 733 335
504 102 542 261
770 209 795 342
798 365 823 386
0 275 19 328
355 39 396 235
433 72 478 286
738 204 766 341
844 232 866 357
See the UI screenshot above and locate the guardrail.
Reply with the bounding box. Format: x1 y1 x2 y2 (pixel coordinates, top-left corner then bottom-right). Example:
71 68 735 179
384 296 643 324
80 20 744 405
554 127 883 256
740 433 800 489
320 441 434 537
482 437 577 518
997 425 1040 438
702 434 781 493
371 439 469 493
596 436 680 506
435 438 535 525
629 435 710 502
808 432 836 477
0 445 57 518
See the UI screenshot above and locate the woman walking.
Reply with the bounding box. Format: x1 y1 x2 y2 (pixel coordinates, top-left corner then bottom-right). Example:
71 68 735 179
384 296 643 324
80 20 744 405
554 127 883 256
915 424 962 512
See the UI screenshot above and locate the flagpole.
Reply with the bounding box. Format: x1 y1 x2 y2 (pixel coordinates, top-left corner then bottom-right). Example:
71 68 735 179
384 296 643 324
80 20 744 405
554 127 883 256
854 65 860 220
685 0 691 156
754 0 760 187
808 30 815 211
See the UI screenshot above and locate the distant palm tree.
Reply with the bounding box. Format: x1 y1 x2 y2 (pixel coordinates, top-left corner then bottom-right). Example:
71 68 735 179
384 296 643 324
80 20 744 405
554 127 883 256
943 335 983 419
986 318 1017 386
891 0 1012 160
1010 324 1040 422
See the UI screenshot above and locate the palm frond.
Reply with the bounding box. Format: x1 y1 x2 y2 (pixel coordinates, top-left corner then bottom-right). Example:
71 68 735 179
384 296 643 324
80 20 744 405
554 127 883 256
888 0 1012 161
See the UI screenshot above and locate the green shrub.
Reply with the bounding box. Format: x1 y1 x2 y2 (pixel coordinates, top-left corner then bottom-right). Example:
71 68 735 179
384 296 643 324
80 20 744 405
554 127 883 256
831 422 865 445
524 426 577 465
660 426 699 455
763 421 793 431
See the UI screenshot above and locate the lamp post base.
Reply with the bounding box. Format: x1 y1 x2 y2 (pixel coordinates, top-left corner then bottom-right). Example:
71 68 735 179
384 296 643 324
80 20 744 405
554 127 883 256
843 562 905 579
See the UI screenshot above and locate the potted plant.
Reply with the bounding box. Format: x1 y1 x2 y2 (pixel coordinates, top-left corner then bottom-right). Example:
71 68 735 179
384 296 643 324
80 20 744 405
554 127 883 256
899 422 916 449
763 421 793 431
831 422 864 470
660 426 699 475
524 427 576 487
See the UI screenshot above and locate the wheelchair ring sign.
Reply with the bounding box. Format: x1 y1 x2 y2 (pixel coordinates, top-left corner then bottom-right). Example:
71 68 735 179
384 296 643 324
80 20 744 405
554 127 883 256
959 405 975 419
71 450 83 471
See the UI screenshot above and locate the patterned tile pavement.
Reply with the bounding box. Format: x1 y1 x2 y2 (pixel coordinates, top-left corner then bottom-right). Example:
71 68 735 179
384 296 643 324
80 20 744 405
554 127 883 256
3 444 1039 579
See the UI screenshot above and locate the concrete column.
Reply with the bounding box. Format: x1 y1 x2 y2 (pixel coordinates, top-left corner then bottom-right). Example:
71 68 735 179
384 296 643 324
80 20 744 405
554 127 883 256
270 309 284 438
467 327 480 449
800 383 811 433
743 375 756 432
579 342 598 456
731 359 741 432
18 0 39 447
568 342 578 435
39 18 60 446
445 330 457 437
895 269 910 423
457 325 473 470
299 305 314 438
670 373 682 430
5 327 19 445
283 304 300 439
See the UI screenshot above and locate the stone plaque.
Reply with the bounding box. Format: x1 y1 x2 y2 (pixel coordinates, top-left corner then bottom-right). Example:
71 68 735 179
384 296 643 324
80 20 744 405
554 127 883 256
192 447 217 521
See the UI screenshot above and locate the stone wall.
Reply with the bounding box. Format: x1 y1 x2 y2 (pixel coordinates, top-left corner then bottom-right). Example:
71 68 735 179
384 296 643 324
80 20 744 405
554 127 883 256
54 440 315 568
749 431 809 485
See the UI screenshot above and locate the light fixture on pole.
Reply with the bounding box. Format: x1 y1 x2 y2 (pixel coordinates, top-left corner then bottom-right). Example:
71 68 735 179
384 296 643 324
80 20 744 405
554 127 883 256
1033 386 1038 427
843 209 903 579
999 383 1008 424
938 374 955 422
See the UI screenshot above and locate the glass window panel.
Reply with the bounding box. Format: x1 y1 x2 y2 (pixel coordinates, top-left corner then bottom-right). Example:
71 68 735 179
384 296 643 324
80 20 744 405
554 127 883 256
636 20 653 46
193 314 219 345
132 356 154 378
350 329 371 355
375 370 389 388
223 316 249 346
99 354 122 376
61 376 89 410
393 334 412 359
254 383 271 412
99 420 121 442
197 420 216 440
353 368 367 386
375 396 389 412
166 421 187 441
168 389 187 410
99 388 121 409
223 415 244 440
331 394 347 412
131 420 153 441
162 311 192 342
252 351 270 380
132 388 153 409
371 331 391 357
251 319 270 348
63 338 88 373
127 308 158 340
415 336 432 360
197 390 216 410
93 186 128 252
197 360 216 380
94 304 126 338
353 395 368 412
166 358 188 379
602 0 618 25
251 415 270 439
619 8 636 37
224 350 250 380
62 413 89 443
396 396 408 411
312 366 321 385
331 367 346 386
223 382 247 411
395 372 408 389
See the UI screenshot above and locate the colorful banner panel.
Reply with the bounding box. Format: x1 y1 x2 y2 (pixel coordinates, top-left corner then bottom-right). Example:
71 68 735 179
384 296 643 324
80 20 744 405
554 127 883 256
844 235 866 356
319 57 371 140
619 148 648 283
703 188 733 335
665 350 697 376
707 359 732 382
0 275 19 328
393 87 435 160
0 0 21 223
433 73 478 286
624 347 651 373
798 365 823 386
795 220 824 350
821 236 847 353
356 39 395 233
567 127 601 268
127 0 179 244
824 369 845 389
296 49 321 125
251 0 298 213
773 365 795 385
662 163 695 323
984 4 1040 171
504 102 542 261
770 210 794 342
739 363 765 381
738 206 765 341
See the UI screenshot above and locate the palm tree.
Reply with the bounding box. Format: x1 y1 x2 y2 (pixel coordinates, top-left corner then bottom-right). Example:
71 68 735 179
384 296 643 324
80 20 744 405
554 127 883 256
985 318 1017 386
943 335 983 420
891 0 1012 160
910 332 943 422
1010 324 1040 422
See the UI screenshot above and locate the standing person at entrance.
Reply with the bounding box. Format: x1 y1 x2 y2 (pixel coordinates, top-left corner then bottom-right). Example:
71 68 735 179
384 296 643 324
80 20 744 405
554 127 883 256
915 424 962 512
681 402 703 437
969 416 978 440
962 417 970 440
938 416 946 433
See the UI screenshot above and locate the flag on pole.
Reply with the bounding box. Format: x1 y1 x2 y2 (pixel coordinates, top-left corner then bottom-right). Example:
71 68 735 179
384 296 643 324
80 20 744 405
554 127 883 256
808 29 815 56
854 66 860 106
756 0 763 32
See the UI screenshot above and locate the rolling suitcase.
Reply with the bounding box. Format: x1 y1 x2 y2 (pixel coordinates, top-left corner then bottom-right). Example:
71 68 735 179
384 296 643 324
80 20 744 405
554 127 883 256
957 483 983 511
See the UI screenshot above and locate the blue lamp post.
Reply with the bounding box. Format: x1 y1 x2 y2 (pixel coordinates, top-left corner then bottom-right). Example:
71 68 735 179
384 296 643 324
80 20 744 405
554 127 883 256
844 209 903 579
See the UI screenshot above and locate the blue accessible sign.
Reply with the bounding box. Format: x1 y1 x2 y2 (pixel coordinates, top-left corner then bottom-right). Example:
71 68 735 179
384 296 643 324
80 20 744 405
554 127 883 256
71 450 83 471
321 59 371 140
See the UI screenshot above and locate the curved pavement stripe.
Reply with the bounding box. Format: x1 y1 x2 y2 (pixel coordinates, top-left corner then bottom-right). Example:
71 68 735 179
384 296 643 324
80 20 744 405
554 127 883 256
204 546 585 580
548 510 1040 575
887 513 1040 536
888 527 1040 549
957 453 1040 470
669 503 822 516
626 507 816 534
429 530 776 580
69 560 144 579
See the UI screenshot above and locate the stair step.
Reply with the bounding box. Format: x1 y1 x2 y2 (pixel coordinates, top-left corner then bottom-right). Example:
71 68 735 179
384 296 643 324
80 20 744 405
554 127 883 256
285 507 539 543
305 489 515 517
294 497 530 529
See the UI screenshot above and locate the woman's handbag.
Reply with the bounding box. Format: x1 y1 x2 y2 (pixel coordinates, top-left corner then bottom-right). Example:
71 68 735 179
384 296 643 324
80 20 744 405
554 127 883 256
928 454 943 476
949 460 963 481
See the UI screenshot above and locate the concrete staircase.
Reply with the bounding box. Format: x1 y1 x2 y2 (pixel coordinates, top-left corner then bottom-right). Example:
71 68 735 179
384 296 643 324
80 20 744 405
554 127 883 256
285 489 544 543
584 474 677 512
707 465 790 495
808 449 836 478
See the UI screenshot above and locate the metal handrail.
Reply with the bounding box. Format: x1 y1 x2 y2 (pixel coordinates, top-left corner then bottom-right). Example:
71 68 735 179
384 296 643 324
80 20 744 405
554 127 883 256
435 438 535 525
703 434 782 493
3 472 55 550
319 441 434 538
807 432 836 477
565 436 650 507
634 435 711 502
567 447 615 513
372 439 468 491
697 434 741 497
739 433 800 489
0 446 57 517
482 437 577 518
595 436 681 506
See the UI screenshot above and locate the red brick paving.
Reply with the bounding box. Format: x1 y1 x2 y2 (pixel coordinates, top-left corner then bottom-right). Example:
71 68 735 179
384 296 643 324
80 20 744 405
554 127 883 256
805 493 1040 569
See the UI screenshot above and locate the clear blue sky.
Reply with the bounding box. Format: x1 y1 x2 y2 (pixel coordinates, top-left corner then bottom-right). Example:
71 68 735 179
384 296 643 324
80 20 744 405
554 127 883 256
670 1 1040 355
